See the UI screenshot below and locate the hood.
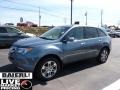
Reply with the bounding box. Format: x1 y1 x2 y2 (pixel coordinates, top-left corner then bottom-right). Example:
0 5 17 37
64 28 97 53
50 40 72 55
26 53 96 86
13 37 56 47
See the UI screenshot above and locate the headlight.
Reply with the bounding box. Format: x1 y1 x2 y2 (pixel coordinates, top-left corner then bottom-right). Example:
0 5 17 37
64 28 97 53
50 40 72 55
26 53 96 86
17 48 33 54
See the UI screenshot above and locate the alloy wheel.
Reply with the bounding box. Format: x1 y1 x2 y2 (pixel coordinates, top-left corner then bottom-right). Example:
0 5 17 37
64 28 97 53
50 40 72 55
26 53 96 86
100 49 108 62
41 61 57 79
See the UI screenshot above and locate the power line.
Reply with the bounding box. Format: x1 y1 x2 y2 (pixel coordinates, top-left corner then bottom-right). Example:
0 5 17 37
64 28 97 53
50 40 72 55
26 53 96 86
0 6 67 19
3 0 39 8
0 6 37 12
3 0 64 15
0 0 5 1
2 0 70 19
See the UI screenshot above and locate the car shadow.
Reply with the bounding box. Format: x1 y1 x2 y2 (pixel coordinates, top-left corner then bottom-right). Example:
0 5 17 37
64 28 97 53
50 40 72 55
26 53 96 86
0 59 100 86
32 59 100 86
0 64 22 72
0 46 10 49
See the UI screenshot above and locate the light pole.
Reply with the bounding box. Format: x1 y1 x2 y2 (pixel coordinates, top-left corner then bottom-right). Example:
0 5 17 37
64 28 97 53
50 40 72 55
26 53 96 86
85 11 87 26
64 17 67 25
70 0 73 25
101 9 103 27
39 7 41 27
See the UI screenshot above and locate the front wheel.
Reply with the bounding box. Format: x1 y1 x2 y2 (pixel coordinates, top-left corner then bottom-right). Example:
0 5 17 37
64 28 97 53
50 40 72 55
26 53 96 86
34 57 60 81
97 48 109 64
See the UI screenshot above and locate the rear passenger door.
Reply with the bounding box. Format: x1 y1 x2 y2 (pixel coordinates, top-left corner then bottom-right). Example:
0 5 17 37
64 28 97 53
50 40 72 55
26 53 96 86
83 27 100 58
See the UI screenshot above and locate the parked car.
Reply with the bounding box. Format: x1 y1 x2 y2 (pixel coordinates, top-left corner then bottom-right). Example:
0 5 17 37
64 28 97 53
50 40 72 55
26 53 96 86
105 28 120 38
114 29 120 37
0 26 30 47
9 25 111 81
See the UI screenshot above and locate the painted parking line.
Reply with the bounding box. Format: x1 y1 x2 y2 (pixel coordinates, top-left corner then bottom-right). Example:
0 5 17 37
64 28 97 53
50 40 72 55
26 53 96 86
102 79 120 90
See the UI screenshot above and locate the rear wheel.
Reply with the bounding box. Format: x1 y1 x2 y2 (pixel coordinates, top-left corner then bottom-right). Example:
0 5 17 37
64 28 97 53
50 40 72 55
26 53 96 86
97 48 109 63
34 57 60 81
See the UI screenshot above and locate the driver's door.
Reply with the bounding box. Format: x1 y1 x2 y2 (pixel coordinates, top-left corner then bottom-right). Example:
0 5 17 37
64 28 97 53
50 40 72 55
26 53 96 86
63 27 86 63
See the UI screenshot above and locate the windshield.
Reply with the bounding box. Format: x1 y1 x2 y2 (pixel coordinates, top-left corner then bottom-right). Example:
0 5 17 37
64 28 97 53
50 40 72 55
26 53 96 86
40 26 71 40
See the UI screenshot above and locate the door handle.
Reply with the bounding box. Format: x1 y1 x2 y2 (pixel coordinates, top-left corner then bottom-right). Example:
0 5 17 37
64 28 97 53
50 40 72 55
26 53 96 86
81 42 86 45
99 40 102 42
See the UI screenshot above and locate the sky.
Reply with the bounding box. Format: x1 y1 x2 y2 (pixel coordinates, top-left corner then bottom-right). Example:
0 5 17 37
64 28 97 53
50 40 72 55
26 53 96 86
0 0 120 26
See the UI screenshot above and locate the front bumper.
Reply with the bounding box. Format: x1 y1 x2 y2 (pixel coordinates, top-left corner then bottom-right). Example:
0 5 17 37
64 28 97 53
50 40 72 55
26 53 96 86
8 52 35 72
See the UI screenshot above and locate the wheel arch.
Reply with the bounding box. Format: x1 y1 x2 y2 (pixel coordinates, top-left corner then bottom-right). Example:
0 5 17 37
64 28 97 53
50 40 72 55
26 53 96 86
34 54 63 71
101 46 110 55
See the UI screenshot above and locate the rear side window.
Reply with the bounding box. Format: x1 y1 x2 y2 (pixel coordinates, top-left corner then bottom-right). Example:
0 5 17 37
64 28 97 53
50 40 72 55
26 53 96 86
67 27 84 40
97 29 107 37
84 27 98 39
0 27 7 33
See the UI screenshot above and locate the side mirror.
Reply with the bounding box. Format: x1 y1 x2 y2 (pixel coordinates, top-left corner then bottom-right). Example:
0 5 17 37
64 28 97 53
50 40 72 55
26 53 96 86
68 37 75 42
62 37 74 43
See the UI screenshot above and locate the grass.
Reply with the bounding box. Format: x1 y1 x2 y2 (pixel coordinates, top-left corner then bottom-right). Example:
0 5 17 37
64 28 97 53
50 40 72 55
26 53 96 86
17 27 48 36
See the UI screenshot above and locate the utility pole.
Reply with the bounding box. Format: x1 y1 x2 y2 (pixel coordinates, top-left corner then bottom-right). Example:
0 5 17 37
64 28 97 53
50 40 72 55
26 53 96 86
70 0 73 25
64 17 67 25
101 9 103 27
39 7 41 27
85 11 87 26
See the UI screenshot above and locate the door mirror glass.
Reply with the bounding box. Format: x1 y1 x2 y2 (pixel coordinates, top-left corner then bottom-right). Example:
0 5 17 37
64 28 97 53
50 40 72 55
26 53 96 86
68 37 74 42
62 36 74 43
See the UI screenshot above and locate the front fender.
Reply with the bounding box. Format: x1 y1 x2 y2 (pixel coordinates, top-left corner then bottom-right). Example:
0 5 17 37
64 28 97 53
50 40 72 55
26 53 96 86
34 43 63 67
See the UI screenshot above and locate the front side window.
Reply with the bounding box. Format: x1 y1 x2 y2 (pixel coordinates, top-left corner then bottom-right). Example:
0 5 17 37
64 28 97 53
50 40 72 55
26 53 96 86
67 27 84 40
6 27 21 33
84 27 98 39
0 27 7 33
40 26 71 40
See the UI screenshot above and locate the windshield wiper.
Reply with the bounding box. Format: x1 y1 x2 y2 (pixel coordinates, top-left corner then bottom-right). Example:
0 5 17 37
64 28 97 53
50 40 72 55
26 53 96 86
39 37 55 40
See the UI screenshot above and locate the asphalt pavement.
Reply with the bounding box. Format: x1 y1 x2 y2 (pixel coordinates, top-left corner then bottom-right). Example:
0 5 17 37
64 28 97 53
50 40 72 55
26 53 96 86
0 38 120 90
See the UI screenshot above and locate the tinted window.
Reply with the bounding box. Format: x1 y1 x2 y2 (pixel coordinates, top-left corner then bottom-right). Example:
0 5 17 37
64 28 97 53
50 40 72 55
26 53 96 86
84 27 98 39
0 27 7 33
67 27 84 40
6 27 20 33
97 29 107 37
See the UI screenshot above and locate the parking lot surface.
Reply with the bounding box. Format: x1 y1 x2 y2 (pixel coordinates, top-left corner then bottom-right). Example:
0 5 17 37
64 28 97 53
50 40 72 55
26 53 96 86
0 39 120 90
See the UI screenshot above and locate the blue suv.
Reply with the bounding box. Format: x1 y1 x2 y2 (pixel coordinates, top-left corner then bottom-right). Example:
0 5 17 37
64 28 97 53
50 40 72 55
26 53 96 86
9 25 111 80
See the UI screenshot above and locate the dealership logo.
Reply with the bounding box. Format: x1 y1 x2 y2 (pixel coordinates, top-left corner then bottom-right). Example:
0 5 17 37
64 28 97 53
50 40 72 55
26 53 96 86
0 72 32 90
0 79 20 90
21 80 32 89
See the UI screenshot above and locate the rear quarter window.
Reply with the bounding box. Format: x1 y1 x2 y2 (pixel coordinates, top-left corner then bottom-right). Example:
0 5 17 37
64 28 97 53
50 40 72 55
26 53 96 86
84 27 99 39
97 28 107 37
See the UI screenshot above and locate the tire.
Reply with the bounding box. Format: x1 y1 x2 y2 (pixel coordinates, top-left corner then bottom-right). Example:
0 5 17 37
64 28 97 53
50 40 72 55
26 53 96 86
97 48 109 64
114 35 118 38
34 57 60 81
